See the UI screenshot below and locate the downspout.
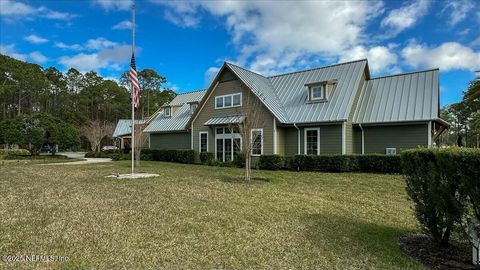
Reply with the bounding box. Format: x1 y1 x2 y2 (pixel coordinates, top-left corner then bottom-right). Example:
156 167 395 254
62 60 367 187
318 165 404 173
294 123 300 155
359 123 364 155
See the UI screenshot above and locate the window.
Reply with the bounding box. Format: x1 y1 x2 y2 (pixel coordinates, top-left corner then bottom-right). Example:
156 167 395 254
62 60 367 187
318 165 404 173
215 127 242 162
251 128 263 156
386 148 397 155
164 106 171 117
215 93 242 109
190 103 198 114
304 128 320 155
199 131 208 153
309 85 325 101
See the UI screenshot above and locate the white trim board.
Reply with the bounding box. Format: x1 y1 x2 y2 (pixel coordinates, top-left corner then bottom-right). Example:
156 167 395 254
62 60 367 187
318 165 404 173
304 127 320 155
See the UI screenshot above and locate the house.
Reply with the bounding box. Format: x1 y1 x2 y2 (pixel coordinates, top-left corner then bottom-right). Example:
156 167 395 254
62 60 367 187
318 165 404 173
142 59 448 161
113 119 145 150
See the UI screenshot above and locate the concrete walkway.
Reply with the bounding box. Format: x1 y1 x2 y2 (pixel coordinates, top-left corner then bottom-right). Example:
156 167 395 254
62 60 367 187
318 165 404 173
45 152 113 165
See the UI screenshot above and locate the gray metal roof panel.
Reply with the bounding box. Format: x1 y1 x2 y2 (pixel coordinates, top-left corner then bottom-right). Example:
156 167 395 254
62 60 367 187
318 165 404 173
204 115 245 126
268 59 367 123
225 63 290 123
144 90 207 133
353 69 439 124
113 119 144 137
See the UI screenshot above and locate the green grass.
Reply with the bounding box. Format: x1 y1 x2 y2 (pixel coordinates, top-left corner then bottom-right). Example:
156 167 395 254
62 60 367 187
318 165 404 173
0 160 424 269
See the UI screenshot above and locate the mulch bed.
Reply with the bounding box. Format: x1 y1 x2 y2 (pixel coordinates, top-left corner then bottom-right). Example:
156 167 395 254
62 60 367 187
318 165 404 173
399 234 479 270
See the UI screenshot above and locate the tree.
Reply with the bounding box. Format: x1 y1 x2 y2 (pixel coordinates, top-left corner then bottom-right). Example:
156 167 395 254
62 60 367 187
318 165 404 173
230 86 267 181
133 122 149 167
81 120 115 152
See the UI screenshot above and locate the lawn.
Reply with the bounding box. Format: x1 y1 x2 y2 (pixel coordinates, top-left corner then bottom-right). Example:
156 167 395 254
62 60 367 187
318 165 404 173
0 160 424 269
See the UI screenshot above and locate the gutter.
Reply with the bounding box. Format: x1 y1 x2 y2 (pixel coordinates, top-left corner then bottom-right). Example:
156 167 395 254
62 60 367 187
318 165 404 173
294 123 300 155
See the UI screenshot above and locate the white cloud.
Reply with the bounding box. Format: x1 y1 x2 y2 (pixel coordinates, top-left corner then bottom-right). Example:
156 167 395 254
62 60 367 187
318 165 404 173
0 44 27 61
339 45 398 74
0 44 48 63
24 34 49 44
112 20 132 30
93 0 133 11
28 51 48 63
85 37 118 50
0 0 75 20
442 0 474 26
402 41 480 71
156 1 384 75
55 42 83 51
59 45 133 72
381 0 430 36
204 66 220 85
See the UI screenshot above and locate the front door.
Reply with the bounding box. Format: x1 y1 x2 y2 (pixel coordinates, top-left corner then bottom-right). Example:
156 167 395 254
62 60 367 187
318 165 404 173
215 127 242 162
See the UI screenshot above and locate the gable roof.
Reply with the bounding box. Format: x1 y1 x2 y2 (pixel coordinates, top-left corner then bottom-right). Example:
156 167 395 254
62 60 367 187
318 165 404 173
144 89 207 133
353 69 439 124
268 59 368 123
113 119 145 138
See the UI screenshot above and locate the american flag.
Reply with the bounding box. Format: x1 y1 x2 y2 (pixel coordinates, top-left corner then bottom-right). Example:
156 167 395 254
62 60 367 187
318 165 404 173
130 52 140 108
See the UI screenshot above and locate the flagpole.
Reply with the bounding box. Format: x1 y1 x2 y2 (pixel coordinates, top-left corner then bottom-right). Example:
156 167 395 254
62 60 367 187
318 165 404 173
131 3 135 176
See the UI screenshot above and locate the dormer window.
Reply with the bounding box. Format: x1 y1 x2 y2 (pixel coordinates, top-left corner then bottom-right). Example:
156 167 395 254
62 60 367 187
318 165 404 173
305 80 336 103
190 103 198 114
310 85 325 101
164 106 171 117
309 84 327 101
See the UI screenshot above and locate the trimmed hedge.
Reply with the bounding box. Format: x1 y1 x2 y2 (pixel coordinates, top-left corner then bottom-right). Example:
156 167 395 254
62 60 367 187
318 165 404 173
0 149 31 157
140 149 195 164
199 152 214 165
261 154 401 173
401 148 480 246
258 155 284 170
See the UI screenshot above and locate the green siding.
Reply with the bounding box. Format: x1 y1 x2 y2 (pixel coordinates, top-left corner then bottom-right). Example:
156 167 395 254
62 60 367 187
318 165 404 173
363 124 428 154
284 127 299 156
283 125 342 156
353 127 362 154
150 132 191 150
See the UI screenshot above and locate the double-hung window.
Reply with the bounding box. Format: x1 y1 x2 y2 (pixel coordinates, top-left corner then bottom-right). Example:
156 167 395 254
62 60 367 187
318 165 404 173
251 128 263 156
199 131 208 153
215 93 242 109
304 128 320 155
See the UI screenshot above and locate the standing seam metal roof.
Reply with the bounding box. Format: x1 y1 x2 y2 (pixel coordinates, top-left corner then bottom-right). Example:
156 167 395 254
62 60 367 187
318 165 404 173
113 119 145 137
144 90 207 133
353 69 439 124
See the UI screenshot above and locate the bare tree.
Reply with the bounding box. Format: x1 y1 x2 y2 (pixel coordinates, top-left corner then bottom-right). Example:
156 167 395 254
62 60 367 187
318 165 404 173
133 122 149 167
81 120 115 152
230 85 266 181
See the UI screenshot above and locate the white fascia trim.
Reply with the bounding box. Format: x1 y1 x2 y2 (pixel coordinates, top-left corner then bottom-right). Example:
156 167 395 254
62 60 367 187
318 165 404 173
342 122 346 155
191 125 194 150
273 118 277 155
304 127 320 155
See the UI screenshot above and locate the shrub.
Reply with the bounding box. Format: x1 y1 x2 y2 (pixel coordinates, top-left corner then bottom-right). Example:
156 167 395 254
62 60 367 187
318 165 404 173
401 148 466 246
233 152 246 168
84 151 128 160
199 152 214 165
357 155 401 173
140 149 195 164
0 149 31 156
258 155 284 170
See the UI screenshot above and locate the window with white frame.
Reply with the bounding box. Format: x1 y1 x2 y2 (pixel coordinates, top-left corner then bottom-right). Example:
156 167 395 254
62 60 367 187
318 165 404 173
199 131 208 153
251 128 263 156
309 85 326 101
164 106 171 117
215 93 242 109
304 128 320 155
190 103 198 114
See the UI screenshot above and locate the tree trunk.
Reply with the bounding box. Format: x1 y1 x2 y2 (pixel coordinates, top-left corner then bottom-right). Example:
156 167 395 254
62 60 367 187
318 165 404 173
135 148 141 167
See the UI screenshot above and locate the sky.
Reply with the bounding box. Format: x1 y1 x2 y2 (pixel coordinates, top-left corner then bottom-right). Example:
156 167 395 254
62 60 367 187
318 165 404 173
1 0 479 107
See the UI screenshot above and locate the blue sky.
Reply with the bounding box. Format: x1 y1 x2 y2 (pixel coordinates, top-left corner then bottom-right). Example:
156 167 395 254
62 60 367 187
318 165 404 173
1 0 479 107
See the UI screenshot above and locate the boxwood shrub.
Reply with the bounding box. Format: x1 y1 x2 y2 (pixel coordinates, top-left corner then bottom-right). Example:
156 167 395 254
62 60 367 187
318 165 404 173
140 149 195 164
199 152 214 165
258 155 284 170
401 148 480 246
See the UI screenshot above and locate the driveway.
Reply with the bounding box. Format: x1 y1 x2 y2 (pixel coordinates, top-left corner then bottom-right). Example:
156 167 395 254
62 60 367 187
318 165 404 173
51 152 113 165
